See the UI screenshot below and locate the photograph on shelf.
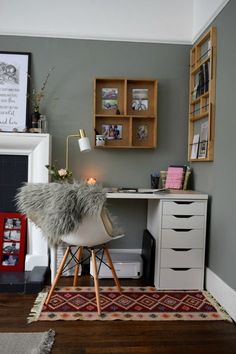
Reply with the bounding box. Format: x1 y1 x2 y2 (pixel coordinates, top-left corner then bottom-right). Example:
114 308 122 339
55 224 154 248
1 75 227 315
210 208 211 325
198 121 208 158
193 62 209 100
132 88 148 111
102 124 122 140
191 134 200 159
102 87 118 110
198 141 208 158
0 51 31 132
137 124 148 140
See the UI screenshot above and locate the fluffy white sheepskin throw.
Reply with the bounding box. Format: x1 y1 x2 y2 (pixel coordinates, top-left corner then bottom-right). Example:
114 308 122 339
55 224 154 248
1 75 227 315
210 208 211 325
15 182 106 246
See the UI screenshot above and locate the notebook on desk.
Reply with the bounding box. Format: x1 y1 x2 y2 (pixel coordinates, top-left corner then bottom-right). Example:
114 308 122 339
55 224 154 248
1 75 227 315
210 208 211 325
137 188 169 194
103 187 169 194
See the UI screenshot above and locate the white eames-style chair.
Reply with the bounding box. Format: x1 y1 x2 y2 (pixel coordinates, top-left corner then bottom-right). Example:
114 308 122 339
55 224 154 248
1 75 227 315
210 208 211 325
45 204 124 315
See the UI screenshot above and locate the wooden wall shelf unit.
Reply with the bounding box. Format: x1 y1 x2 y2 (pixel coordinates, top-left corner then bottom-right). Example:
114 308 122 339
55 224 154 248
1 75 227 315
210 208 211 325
94 78 158 148
188 27 216 162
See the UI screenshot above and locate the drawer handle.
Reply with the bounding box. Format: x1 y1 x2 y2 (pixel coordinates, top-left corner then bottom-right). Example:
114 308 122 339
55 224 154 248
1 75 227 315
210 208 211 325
171 268 191 271
173 201 193 205
172 228 192 232
171 248 191 251
173 215 193 218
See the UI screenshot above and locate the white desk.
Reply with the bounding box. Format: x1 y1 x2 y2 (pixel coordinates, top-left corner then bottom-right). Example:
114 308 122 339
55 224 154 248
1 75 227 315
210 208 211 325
50 190 208 289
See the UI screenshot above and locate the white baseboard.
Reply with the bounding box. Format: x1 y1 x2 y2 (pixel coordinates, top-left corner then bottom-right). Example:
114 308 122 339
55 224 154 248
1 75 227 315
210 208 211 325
205 267 236 322
109 249 142 254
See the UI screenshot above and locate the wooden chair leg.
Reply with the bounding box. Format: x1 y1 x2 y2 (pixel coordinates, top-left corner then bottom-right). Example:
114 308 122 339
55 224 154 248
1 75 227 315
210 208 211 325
73 246 83 287
103 246 122 293
91 249 101 315
45 246 71 305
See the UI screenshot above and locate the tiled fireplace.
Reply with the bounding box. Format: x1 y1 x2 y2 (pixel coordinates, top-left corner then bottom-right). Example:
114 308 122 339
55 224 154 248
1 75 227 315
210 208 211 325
0 132 51 271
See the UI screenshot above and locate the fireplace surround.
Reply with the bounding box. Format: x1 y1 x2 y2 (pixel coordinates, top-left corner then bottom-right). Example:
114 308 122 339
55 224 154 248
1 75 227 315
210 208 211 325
0 132 51 271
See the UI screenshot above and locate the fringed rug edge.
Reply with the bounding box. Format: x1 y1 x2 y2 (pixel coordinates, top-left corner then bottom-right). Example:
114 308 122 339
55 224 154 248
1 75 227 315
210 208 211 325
37 329 55 354
28 290 48 324
203 290 233 322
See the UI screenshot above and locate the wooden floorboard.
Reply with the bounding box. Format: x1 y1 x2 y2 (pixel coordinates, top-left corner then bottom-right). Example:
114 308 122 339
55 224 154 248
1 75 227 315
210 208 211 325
0 276 235 354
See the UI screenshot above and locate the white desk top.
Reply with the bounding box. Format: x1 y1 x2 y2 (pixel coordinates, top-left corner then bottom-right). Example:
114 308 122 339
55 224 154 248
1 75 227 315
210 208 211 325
106 190 208 200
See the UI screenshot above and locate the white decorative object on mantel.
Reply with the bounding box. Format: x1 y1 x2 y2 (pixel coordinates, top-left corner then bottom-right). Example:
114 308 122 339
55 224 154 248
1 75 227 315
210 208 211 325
0 132 51 270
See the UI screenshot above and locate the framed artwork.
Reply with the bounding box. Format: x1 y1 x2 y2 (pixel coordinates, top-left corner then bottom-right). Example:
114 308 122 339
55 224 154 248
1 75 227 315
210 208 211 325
0 51 31 132
0 212 26 272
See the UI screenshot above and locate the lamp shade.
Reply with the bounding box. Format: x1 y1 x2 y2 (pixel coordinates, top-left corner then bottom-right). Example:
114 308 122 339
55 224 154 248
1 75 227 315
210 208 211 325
78 136 91 152
65 129 91 170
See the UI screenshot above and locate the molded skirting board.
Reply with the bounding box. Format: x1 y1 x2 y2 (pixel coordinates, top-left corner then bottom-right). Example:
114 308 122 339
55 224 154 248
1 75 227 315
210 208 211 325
205 267 236 322
109 249 141 254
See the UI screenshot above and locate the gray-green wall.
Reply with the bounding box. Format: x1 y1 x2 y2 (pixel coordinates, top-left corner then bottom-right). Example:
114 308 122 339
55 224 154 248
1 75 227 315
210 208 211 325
0 35 189 250
192 0 236 291
1 2 235 291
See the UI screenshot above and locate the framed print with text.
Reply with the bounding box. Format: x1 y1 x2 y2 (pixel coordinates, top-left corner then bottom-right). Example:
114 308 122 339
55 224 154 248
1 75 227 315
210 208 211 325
0 51 31 132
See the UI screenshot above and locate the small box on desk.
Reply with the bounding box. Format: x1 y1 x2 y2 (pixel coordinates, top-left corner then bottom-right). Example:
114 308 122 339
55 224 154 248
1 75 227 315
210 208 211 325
90 252 143 279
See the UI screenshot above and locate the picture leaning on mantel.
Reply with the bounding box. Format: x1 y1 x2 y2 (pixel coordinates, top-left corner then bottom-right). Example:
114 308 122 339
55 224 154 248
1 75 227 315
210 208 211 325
0 212 26 272
94 77 158 149
0 51 31 132
188 27 216 162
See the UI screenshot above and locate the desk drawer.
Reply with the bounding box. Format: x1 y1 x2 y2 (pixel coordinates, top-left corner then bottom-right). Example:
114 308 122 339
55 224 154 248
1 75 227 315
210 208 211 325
159 268 203 289
160 248 203 268
162 215 205 229
161 229 205 248
163 201 205 215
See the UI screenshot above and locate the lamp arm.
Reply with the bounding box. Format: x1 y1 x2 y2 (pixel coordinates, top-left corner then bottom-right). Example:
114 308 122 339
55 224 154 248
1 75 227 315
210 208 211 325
65 133 81 171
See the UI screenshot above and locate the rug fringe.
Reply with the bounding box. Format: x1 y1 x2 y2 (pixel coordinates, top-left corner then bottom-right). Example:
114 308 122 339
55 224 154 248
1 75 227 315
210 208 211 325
32 329 55 354
203 290 233 322
28 290 48 324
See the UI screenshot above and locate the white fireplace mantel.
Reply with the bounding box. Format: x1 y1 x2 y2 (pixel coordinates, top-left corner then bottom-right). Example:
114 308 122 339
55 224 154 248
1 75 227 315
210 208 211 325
0 132 51 271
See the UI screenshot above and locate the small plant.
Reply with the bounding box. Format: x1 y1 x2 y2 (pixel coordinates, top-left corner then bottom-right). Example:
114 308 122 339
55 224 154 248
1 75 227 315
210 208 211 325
29 67 55 112
45 163 72 182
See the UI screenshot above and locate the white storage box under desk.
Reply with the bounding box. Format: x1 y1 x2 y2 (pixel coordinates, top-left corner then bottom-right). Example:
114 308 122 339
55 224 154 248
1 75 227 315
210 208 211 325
90 252 143 279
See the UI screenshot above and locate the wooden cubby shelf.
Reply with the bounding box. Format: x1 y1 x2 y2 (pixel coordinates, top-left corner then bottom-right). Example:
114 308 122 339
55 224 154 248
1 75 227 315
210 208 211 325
188 27 216 162
94 77 158 148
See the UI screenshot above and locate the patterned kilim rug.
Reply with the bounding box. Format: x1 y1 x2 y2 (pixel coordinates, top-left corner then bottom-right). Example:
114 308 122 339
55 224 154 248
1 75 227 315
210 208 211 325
28 286 232 323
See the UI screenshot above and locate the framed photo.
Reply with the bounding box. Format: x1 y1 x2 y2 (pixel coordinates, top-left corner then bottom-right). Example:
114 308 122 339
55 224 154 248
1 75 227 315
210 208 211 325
0 212 26 272
0 51 31 132
102 87 118 110
137 124 148 140
102 124 123 140
132 88 149 111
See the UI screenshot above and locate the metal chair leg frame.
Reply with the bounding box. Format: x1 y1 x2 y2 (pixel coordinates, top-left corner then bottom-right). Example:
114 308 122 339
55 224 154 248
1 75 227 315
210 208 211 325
103 246 122 293
91 249 101 315
73 246 83 287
